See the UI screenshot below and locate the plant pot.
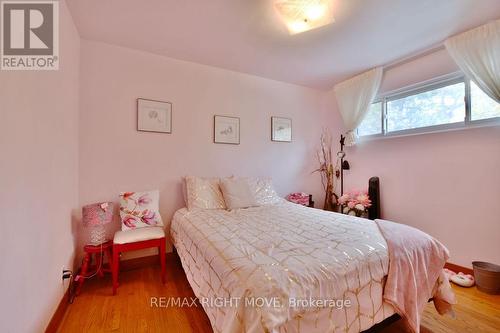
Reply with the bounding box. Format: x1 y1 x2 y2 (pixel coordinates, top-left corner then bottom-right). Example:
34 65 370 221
341 206 368 218
472 261 500 294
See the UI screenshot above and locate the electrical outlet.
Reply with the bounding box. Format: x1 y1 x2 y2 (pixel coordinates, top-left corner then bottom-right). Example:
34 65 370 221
62 268 72 281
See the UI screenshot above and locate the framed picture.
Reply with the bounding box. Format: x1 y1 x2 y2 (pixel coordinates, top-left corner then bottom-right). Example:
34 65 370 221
271 117 292 142
137 98 172 133
214 115 240 144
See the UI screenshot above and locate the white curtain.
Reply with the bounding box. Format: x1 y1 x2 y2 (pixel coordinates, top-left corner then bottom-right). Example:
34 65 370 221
333 67 383 146
445 19 500 103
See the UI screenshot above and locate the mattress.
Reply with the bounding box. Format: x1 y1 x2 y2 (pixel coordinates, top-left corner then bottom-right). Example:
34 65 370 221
171 202 395 333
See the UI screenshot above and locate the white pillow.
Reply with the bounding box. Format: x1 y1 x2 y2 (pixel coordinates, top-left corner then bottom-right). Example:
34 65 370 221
248 178 282 205
220 178 258 210
119 190 163 230
184 176 226 210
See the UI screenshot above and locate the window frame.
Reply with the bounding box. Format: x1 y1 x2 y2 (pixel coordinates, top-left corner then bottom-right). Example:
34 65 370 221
358 72 500 139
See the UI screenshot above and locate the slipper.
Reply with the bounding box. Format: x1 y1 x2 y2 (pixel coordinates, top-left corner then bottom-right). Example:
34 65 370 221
443 268 457 280
450 272 475 287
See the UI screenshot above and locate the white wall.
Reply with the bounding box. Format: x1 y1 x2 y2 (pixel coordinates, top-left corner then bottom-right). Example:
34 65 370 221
328 49 500 267
2 7 497 332
0 1 80 331
78 40 332 258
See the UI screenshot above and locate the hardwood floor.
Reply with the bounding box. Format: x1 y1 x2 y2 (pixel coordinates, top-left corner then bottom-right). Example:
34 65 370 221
58 253 500 333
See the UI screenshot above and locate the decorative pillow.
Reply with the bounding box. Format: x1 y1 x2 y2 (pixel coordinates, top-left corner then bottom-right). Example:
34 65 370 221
119 190 163 230
220 177 258 210
248 178 283 205
185 176 226 210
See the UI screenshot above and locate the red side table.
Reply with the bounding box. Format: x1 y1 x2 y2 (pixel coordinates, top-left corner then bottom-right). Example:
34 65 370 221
76 240 113 295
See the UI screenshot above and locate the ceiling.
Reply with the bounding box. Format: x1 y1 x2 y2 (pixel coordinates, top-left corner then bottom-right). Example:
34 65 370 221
66 0 500 90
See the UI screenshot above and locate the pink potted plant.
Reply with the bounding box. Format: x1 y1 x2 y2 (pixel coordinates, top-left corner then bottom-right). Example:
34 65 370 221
338 190 372 217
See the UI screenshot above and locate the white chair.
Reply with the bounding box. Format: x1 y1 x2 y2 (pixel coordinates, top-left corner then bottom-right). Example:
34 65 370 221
112 227 166 295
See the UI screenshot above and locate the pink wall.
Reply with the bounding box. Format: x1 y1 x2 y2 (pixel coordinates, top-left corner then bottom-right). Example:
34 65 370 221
0 1 80 331
78 40 331 258
329 49 500 268
2 10 496 331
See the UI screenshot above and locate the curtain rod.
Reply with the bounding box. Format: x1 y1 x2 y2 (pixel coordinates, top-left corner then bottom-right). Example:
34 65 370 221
330 42 446 90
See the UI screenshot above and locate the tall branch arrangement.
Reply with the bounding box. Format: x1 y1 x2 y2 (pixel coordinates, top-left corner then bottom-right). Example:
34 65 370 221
313 129 339 211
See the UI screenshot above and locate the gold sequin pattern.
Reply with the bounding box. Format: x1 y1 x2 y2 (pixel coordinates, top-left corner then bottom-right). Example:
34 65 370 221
185 176 226 210
171 202 395 333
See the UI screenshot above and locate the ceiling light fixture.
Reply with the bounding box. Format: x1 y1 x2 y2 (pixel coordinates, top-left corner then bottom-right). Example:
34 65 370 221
274 0 335 34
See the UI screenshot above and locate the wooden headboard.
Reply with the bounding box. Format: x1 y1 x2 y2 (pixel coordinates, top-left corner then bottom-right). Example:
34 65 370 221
368 177 381 220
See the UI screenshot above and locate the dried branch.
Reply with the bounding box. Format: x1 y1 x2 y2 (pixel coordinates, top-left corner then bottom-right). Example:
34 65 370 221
312 128 339 210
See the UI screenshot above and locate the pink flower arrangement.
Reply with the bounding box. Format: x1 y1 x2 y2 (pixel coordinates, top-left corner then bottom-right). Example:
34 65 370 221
286 192 310 206
339 190 372 217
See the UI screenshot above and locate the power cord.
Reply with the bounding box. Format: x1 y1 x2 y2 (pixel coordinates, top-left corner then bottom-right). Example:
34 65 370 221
73 242 105 295
63 243 107 303
62 269 76 304
79 242 104 280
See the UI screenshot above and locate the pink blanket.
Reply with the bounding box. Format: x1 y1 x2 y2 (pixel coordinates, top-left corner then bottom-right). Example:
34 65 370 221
375 219 455 333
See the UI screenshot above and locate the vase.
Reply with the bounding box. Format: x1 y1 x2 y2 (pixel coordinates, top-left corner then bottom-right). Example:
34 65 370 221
356 210 368 218
342 207 368 218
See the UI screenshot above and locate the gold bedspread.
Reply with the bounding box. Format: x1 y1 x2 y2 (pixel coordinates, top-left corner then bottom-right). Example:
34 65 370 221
171 202 395 333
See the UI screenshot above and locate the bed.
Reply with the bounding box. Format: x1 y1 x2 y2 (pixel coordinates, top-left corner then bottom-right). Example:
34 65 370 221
170 201 397 333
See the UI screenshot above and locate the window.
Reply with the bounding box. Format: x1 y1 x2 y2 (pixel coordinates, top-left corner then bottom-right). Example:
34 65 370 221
357 102 382 136
357 75 500 137
386 82 465 132
471 81 500 121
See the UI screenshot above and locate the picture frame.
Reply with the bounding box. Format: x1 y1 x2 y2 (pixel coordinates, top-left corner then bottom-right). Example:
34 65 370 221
214 115 240 144
271 116 292 142
137 98 172 133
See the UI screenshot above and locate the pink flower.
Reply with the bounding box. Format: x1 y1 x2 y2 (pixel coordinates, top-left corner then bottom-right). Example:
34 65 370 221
137 194 152 206
356 194 372 208
338 194 350 205
123 215 137 228
121 192 135 200
355 203 365 211
286 193 309 205
140 210 157 225
347 201 356 209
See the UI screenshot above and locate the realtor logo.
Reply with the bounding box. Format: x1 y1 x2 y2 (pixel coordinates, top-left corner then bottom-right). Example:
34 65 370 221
1 1 59 70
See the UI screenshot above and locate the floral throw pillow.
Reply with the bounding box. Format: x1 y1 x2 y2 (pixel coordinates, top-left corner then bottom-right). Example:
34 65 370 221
119 190 163 230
